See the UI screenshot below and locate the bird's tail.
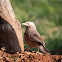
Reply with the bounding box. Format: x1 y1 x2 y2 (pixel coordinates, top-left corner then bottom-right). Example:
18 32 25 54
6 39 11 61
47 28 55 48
39 46 49 54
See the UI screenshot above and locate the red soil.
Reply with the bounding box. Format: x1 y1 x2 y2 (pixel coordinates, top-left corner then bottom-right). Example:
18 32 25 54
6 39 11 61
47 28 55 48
0 50 62 62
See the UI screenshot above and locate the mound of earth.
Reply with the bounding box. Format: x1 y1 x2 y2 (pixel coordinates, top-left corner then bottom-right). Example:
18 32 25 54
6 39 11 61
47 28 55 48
0 50 62 62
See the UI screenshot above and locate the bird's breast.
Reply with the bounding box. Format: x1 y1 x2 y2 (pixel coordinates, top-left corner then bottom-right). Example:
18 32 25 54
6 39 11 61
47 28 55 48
24 32 38 48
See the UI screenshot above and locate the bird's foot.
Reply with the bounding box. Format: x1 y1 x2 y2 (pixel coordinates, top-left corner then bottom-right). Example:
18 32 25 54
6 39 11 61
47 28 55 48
25 47 31 51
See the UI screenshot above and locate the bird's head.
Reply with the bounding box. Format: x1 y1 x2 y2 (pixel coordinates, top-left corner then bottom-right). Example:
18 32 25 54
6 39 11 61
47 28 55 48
22 22 36 29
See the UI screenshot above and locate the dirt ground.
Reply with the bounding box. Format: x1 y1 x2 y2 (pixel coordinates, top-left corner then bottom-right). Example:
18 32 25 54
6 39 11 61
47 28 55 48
0 50 62 62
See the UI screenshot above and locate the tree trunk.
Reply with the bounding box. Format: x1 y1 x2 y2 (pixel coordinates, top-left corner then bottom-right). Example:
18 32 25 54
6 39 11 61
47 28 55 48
0 0 24 53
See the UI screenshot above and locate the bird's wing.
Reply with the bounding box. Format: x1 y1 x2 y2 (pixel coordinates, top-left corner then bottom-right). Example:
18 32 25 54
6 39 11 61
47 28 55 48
30 33 45 47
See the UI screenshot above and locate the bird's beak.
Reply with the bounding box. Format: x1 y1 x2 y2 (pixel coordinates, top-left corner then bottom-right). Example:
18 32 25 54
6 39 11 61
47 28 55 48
22 23 26 25
22 23 29 26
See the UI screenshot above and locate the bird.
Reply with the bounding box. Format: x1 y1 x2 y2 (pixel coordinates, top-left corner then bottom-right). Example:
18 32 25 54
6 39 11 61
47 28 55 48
22 21 48 54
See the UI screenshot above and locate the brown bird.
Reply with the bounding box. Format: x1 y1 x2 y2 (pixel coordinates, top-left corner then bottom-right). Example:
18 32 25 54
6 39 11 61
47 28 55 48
22 22 48 54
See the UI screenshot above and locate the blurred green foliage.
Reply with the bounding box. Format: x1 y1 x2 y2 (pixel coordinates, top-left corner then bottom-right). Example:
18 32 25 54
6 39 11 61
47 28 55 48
10 0 62 55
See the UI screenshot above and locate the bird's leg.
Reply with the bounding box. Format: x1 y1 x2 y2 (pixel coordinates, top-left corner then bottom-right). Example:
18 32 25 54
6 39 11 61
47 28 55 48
36 48 39 54
36 48 39 52
25 47 31 51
